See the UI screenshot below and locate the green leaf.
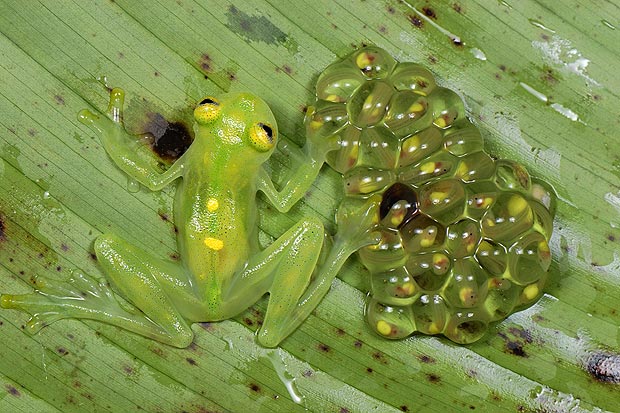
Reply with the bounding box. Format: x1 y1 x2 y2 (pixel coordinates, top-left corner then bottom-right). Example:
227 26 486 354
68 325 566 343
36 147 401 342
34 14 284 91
1 1 619 412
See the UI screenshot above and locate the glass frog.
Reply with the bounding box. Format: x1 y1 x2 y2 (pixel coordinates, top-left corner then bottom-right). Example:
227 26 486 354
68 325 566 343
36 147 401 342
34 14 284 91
0 88 379 348
305 46 556 344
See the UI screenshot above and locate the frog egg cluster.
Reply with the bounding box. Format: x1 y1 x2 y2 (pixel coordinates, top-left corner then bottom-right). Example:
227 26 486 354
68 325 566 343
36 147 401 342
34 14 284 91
305 46 556 344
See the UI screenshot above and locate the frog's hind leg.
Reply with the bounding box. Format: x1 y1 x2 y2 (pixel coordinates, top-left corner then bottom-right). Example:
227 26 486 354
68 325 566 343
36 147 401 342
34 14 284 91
1 234 195 348
248 199 381 347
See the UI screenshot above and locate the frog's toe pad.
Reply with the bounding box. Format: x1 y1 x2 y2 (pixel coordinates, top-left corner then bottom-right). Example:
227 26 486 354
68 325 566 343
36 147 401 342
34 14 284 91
0 293 67 332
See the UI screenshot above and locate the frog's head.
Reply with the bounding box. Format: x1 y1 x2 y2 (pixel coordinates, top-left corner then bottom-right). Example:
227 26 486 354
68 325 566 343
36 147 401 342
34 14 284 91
193 93 278 162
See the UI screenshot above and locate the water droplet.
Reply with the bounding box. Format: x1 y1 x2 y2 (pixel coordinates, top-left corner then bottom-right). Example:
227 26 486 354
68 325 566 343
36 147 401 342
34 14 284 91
528 18 556 33
601 19 616 30
43 191 50 199
127 178 140 193
470 48 487 61
267 349 304 404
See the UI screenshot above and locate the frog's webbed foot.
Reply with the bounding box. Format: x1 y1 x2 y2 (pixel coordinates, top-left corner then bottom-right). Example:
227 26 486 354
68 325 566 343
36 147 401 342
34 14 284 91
0 270 131 334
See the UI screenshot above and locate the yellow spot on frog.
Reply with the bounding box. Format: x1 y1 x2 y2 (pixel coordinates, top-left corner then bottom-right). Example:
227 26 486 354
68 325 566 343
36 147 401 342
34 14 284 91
376 320 392 336
206 198 219 212
204 237 224 251
523 283 539 300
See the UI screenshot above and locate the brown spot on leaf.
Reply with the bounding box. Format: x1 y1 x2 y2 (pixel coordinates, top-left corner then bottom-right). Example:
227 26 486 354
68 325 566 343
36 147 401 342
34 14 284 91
541 66 559 85
452 3 463 13
199 53 212 73
426 373 441 383
318 343 331 353
186 357 197 366
422 7 436 19
0 213 5 241
54 95 65 105
56 347 69 356
408 15 424 28
6 385 20 397
249 383 261 393
400 406 410 412
506 341 527 357
418 354 436 364
372 351 388 364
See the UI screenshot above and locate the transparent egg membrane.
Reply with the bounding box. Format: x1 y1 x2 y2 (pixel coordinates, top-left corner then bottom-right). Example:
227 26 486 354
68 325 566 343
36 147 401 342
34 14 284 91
305 46 556 344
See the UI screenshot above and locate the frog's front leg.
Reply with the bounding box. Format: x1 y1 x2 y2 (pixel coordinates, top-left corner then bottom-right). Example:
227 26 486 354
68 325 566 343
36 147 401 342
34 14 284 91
78 88 185 191
1 233 196 347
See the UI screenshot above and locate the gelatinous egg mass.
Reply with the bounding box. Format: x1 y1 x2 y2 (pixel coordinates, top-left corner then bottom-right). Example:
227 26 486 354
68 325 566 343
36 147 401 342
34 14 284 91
305 46 557 344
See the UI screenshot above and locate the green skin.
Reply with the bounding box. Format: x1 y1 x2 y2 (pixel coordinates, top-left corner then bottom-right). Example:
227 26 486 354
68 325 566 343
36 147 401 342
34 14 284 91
1 89 378 348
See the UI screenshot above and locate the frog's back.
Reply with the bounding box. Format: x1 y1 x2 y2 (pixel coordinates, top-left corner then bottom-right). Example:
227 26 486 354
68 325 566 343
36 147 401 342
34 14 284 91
174 148 261 295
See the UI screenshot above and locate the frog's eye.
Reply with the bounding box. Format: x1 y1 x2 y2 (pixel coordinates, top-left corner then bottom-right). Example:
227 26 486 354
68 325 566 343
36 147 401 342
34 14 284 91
249 122 276 152
194 96 221 124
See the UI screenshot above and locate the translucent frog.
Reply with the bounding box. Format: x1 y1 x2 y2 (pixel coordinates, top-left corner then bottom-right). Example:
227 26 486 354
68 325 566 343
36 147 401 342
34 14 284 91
0 89 378 348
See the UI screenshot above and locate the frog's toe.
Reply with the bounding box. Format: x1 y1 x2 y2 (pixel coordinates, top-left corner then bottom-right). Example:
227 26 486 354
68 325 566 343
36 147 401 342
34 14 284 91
77 108 100 126
0 292 66 332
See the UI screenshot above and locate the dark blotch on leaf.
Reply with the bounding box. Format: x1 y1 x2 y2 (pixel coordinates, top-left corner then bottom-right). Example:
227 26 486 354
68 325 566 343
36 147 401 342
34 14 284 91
407 15 424 28
186 357 197 366
145 113 193 163
318 343 331 352
422 7 436 19
506 341 527 357
56 347 68 356
426 373 441 383
6 385 20 397
225 5 288 46
199 53 212 72
0 212 5 241
586 351 620 384
400 406 410 412
249 383 261 393
418 354 436 364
